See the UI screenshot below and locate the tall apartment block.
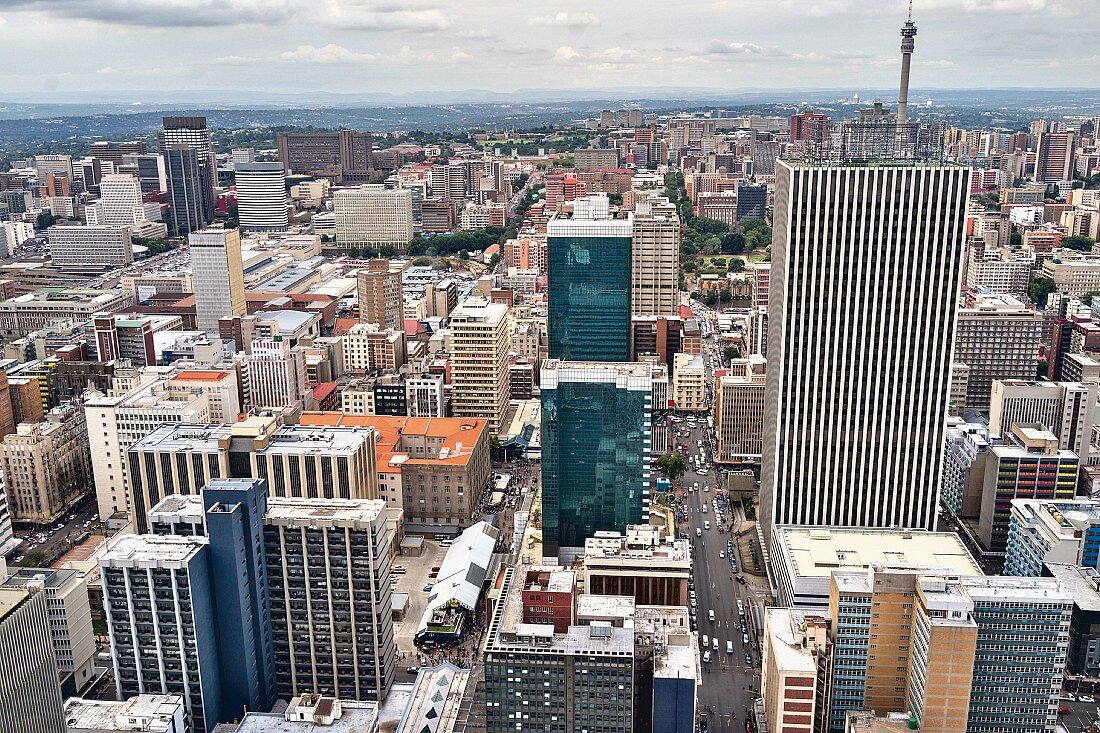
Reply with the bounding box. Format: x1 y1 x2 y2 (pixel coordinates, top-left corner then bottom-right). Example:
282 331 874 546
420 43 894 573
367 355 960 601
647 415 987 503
276 130 373 183
264 497 395 702
356 259 404 330
714 355 766 463
334 185 414 249
954 295 1043 409
630 208 680 318
234 162 289 232
548 195 633 362
189 227 247 336
762 160 970 537
541 360 652 558
163 147 208 236
0 585 66 733
449 296 511 433
978 424 1079 553
1035 131 1076 183
1 568 96 696
101 535 222 733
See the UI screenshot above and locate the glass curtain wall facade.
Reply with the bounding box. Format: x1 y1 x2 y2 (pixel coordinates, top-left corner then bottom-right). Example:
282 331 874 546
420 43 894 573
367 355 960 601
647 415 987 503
547 227 632 362
541 361 652 557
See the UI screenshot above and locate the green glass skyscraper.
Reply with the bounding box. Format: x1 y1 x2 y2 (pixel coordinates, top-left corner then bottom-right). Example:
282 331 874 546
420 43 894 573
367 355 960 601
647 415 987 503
547 195 633 362
540 360 653 557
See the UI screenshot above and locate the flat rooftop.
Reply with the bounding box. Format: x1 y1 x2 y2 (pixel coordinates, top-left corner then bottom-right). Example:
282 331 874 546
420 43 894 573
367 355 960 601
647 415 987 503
265 497 387 527
63 696 183 732
1043 563 1100 612
1 566 78 590
101 533 207 567
131 423 232 452
962 576 1071 604
775 526 982 580
764 607 822 674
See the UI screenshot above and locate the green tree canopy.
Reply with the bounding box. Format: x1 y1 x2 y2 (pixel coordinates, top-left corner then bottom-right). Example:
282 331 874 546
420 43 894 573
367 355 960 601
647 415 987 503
656 452 687 482
1028 276 1057 308
1063 236 1097 252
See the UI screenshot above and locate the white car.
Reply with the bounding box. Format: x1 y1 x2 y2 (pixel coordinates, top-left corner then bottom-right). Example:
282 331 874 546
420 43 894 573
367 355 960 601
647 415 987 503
720 551 726 558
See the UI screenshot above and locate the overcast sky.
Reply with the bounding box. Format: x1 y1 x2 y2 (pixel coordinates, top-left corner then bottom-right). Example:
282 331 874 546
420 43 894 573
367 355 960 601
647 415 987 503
0 0 1095 96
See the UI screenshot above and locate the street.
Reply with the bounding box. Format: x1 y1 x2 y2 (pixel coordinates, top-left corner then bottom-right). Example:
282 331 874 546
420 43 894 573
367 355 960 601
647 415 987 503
671 414 764 732
11 495 101 567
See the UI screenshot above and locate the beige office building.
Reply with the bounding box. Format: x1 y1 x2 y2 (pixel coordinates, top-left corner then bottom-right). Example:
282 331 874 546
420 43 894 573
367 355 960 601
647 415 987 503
334 185 414 249
0 404 92 524
356 259 405 330
714 355 766 463
189 227 246 335
449 297 511 432
631 209 680 318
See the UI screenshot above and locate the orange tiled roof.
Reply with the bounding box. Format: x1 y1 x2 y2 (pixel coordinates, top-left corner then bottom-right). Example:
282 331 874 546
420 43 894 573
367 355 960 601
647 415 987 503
298 412 485 470
172 370 230 381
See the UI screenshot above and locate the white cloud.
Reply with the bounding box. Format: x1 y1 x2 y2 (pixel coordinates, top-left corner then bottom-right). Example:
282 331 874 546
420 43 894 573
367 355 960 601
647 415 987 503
316 1 449 32
451 48 473 61
529 12 601 30
279 44 379 64
3 0 296 27
554 46 580 61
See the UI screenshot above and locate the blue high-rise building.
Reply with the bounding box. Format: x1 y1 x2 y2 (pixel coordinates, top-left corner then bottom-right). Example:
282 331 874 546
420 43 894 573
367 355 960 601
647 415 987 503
202 479 276 718
547 195 633 362
541 360 653 558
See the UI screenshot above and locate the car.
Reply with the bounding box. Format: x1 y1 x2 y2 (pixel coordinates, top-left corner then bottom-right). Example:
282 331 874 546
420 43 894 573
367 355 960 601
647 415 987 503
709 609 715 622
703 650 712 664
720 551 725 558
690 598 697 608
743 633 750 644
712 638 719 651
702 634 709 648
422 584 434 593
704 485 710 491
745 654 753 665
727 640 734 654
696 528 702 537
704 521 710 531
737 575 747 584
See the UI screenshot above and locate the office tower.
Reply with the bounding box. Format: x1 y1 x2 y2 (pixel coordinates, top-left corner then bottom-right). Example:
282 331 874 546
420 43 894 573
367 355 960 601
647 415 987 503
1035 131 1076 182
761 608 832 733
826 566 978 733
276 130 373 183
342 324 407 372
548 195 632 362
234 162 289 232
989 379 1096 457
247 338 309 410
128 425 232 529
449 297 511 432
264 497 395 702
941 422 991 519
485 567 636 733
164 146 209 235
297 413 488 529
978 424 1079 553
91 173 148 226
964 577 1071 733
630 208 680 318
334 185 414 249
86 375 213 524
0 404 91 523
189 228 246 335
424 279 458 318
159 116 215 216
1005 498 1100 576
356 259 404 330
201 480 276 716
1 221 33 256
541 360 652 558
0 585 66 733
33 154 74 183
736 183 767 221
124 153 168 193
954 295 1043 408
582 525 691 606
714 355 767 463
89 140 148 167
761 160 970 537
47 225 133 269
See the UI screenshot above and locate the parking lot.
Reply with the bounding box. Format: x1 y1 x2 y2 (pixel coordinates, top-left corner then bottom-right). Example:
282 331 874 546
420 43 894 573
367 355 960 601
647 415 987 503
390 539 450 679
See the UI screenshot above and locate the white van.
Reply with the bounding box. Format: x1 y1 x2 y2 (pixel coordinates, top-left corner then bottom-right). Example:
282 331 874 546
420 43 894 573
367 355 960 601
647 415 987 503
709 609 715 622
712 638 719 651
702 634 709 648
701 504 708 514
726 640 734 654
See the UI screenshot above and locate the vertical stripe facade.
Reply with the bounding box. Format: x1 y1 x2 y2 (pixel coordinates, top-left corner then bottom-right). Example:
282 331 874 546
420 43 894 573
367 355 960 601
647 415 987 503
762 160 971 533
